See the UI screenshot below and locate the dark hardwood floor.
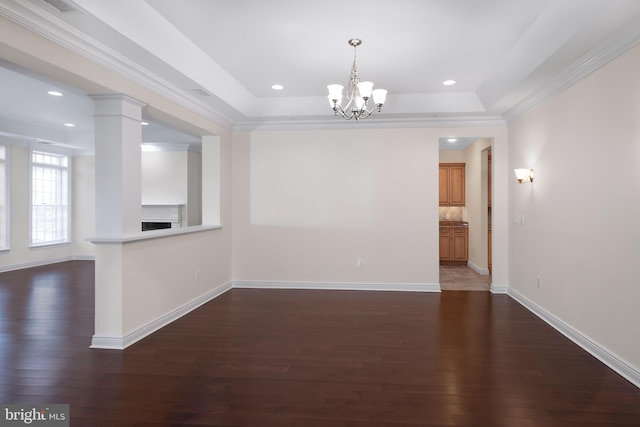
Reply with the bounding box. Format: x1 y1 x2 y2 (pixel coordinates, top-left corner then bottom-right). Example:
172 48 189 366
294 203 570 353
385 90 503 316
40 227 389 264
1 261 639 426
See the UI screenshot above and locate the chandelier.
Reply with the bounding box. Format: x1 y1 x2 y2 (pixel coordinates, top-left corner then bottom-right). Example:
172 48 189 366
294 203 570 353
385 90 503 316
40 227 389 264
327 38 387 120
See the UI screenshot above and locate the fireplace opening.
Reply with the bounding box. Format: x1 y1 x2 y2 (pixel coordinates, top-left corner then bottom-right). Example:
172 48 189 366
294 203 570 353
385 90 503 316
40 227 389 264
141 221 172 231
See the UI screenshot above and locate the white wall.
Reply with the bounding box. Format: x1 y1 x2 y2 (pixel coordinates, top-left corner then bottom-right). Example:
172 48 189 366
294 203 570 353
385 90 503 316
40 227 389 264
509 43 640 373
439 150 465 163
121 227 229 335
232 129 439 286
141 151 188 206
463 139 492 271
232 127 509 289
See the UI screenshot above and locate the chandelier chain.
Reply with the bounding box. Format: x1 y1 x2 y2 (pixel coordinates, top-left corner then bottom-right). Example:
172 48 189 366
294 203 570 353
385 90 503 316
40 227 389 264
347 44 360 110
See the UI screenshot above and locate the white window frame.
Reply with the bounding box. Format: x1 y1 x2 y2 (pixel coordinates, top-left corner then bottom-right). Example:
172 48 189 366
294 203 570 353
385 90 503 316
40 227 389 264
30 149 71 247
0 144 7 251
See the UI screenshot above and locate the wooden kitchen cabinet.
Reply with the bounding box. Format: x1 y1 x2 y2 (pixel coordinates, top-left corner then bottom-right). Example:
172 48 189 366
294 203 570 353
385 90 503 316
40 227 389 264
439 163 465 206
439 225 468 265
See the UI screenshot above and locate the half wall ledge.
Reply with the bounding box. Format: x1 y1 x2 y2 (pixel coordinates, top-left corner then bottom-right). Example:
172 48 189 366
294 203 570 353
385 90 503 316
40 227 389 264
89 224 222 245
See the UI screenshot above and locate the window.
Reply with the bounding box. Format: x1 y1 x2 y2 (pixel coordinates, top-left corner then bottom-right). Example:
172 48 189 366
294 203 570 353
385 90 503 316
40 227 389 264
0 145 6 249
31 151 69 246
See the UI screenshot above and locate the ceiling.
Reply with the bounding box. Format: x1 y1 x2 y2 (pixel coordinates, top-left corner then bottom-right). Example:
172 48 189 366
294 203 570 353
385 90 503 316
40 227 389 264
1 0 640 153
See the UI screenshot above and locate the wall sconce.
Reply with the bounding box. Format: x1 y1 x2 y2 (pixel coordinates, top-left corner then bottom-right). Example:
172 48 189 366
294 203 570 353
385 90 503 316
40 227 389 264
514 168 534 183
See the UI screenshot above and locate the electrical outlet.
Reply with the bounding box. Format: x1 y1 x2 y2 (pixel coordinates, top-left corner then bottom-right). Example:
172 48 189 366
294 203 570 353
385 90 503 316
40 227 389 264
357 259 363 268
195 269 200 281
537 276 542 288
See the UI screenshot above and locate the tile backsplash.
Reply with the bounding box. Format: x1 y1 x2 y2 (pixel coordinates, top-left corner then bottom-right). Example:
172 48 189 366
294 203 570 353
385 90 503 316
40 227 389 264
439 206 463 221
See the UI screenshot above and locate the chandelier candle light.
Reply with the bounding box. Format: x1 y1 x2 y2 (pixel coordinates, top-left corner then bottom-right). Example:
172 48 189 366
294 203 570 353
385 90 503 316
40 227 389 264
327 38 387 120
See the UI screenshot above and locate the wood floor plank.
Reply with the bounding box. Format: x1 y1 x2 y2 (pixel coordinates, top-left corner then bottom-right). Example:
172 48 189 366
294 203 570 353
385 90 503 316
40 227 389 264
1 261 639 426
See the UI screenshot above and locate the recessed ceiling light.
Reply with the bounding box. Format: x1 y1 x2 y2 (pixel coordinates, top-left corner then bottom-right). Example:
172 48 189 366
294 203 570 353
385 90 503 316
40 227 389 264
141 121 149 126
64 123 75 127
48 90 63 96
442 80 456 86
448 138 457 143
271 84 284 90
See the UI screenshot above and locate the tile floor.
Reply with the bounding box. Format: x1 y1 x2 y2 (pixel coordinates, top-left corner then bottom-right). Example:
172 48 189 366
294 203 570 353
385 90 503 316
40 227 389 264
440 265 491 291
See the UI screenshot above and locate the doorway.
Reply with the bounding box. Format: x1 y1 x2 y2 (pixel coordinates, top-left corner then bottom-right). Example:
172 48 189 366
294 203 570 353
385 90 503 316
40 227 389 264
438 137 492 291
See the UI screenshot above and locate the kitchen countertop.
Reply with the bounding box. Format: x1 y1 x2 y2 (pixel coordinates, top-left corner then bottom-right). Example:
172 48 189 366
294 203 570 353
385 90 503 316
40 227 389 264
439 221 469 227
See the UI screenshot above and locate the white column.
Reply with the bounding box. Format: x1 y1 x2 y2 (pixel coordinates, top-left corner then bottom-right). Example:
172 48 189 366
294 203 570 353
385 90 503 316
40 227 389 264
202 135 221 225
92 94 145 238
90 94 145 349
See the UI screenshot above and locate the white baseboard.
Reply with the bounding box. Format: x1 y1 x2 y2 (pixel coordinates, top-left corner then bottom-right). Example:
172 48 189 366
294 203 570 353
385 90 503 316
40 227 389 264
89 336 125 350
508 288 640 389
0 255 74 273
0 255 95 273
490 284 508 294
467 261 490 276
233 280 441 293
90 281 233 350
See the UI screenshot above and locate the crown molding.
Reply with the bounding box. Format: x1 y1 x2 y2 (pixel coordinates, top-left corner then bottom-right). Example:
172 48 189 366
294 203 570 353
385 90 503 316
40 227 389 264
233 114 507 132
0 0 234 129
503 15 640 124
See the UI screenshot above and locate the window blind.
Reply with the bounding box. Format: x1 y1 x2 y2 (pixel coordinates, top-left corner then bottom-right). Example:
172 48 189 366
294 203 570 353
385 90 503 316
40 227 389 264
31 151 69 246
